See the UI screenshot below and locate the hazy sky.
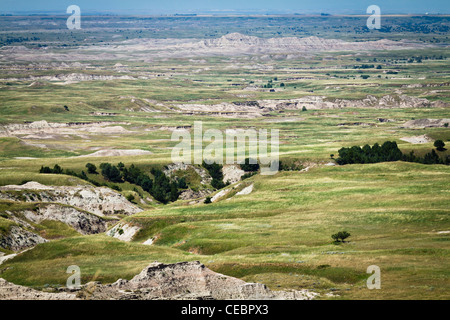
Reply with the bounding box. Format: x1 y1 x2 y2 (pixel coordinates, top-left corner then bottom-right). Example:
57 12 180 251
0 0 449 14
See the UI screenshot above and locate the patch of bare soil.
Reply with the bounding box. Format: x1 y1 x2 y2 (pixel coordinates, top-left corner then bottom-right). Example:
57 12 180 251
400 134 434 144
0 182 142 217
0 181 53 191
0 226 48 252
0 261 318 300
236 184 254 196
1 73 136 83
222 165 245 184
106 223 140 242
77 149 152 157
0 279 77 300
179 189 212 201
211 188 233 202
0 120 132 138
172 95 446 118
401 118 450 128
0 33 432 63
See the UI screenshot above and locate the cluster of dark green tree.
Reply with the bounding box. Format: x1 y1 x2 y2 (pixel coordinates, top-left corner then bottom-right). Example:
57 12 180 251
202 161 228 189
239 158 260 180
39 164 64 174
99 163 122 183
100 163 181 204
40 162 184 204
240 158 260 172
403 149 449 165
39 164 113 189
353 64 376 69
336 141 449 165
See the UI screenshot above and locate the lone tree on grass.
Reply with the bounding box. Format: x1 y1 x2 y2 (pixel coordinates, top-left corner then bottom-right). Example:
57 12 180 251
332 231 351 243
434 140 446 151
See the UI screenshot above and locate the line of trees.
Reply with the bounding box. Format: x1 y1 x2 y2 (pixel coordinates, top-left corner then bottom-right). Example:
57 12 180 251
336 141 449 165
101 163 180 204
40 164 109 189
39 162 183 204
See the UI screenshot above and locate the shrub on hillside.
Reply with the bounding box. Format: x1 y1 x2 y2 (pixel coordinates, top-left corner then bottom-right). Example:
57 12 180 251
203 161 227 190
240 158 260 172
332 231 351 243
39 164 63 174
85 163 98 174
100 163 122 183
434 140 446 151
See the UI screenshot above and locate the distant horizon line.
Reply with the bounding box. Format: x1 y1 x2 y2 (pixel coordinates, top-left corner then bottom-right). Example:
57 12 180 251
1 11 449 16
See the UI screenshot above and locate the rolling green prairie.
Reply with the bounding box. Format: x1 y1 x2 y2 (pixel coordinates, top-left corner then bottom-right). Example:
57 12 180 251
0 15 449 299
1 162 449 299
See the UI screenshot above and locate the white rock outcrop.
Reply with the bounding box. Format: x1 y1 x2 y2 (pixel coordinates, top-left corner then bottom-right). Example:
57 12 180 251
80 261 319 300
107 223 140 242
0 226 48 252
0 182 142 216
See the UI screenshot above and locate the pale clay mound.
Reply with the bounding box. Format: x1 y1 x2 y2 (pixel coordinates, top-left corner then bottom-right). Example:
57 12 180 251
0 261 317 300
0 226 48 252
211 188 232 202
222 165 245 184
1 33 430 63
79 261 318 300
0 120 131 138
78 149 152 157
211 183 252 202
21 204 108 235
0 203 109 251
164 163 212 185
402 118 450 128
173 95 446 118
0 252 18 265
0 279 77 300
0 181 53 191
107 223 140 242
236 184 254 196
142 237 156 245
2 73 135 83
99 33 428 60
179 189 212 201
400 135 434 144
0 182 142 217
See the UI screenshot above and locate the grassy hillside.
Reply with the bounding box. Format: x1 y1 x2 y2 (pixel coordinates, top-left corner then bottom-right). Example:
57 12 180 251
2 162 448 299
0 15 448 300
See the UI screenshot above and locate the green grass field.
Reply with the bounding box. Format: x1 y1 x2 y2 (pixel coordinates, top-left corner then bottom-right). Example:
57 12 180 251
1 162 449 299
0 15 449 299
